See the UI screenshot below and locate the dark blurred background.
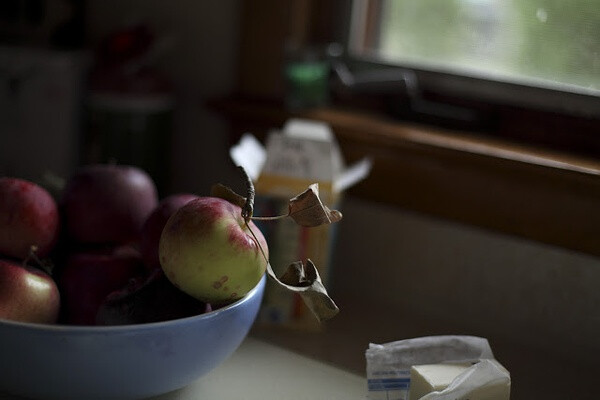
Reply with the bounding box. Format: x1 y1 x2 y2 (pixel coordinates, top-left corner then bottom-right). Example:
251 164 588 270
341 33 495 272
0 0 241 197
1 2 598 398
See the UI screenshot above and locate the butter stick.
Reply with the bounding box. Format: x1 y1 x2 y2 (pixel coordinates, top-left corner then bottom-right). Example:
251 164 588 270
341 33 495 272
409 360 510 400
409 363 471 400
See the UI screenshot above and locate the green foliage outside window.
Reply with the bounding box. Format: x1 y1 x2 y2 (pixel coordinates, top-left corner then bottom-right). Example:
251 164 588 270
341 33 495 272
376 0 600 91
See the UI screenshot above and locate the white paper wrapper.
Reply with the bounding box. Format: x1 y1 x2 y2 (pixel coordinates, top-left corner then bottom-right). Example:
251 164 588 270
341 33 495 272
366 335 508 400
419 359 510 400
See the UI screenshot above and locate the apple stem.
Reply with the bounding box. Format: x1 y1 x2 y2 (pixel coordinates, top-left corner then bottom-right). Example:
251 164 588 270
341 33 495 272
23 245 54 276
251 214 288 221
237 165 271 265
238 166 255 222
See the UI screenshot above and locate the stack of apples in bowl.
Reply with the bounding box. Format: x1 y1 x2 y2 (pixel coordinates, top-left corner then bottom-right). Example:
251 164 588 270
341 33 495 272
0 164 268 400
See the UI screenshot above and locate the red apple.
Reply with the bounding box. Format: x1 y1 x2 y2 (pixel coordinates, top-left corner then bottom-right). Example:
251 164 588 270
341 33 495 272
0 258 60 324
62 164 158 244
0 178 60 260
159 197 268 304
140 193 199 271
59 245 144 325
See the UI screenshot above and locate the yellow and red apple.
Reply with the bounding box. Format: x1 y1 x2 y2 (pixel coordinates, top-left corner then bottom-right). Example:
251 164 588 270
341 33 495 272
159 197 268 304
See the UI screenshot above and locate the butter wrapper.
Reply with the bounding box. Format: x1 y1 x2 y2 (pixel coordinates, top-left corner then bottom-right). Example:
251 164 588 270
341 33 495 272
365 335 510 400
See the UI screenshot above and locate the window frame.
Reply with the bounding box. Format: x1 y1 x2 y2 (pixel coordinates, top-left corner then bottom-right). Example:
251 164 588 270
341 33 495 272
345 0 600 118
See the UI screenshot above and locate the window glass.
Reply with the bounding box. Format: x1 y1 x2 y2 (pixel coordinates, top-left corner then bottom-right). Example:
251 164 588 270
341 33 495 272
350 0 600 96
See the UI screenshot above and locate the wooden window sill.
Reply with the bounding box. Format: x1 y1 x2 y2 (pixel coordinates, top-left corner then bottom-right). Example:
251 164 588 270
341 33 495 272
209 96 600 258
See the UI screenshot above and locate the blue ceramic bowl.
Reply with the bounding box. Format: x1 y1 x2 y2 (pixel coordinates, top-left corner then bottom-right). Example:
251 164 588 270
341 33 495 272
0 275 265 400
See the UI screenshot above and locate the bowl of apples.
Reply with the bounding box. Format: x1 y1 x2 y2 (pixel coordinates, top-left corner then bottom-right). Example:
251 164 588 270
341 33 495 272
0 165 268 400
0 275 266 400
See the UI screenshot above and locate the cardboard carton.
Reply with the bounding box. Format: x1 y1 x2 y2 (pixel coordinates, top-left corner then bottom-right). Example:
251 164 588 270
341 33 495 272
231 118 371 329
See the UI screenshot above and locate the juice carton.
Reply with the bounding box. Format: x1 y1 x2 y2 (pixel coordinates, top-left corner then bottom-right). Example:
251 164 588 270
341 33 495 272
230 118 371 329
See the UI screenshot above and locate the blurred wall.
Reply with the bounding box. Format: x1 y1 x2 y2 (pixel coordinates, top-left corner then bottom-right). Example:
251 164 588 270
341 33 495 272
86 0 243 194
331 197 599 365
0 47 88 183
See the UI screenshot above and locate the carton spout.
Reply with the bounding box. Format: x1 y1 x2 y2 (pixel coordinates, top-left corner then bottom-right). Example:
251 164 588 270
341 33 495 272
334 157 373 193
229 133 266 182
230 118 372 193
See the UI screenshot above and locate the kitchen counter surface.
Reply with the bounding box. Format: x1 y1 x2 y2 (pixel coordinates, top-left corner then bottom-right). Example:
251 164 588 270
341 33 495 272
0 337 366 400
154 337 366 400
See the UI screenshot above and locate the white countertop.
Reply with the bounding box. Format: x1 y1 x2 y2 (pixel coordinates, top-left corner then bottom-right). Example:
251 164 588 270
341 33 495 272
150 337 366 400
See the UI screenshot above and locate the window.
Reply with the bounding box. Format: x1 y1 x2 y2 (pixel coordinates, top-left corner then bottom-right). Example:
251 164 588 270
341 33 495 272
226 1 600 258
347 0 600 117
